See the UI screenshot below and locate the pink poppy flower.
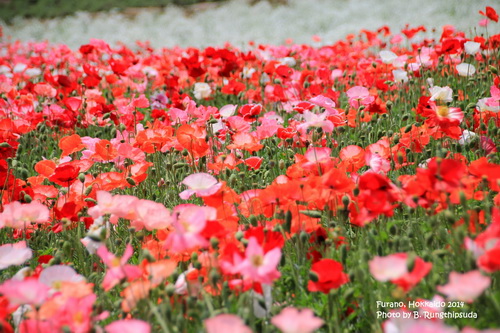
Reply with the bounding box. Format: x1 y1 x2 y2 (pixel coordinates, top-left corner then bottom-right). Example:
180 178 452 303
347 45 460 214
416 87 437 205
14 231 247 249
271 307 324 333
38 265 85 290
237 237 281 284
309 95 336 113
0 278 50 306
383 315 459 333
369 254 408 282
437 271 491 303
0 241 32 270
164 204 214 253
346 86 375 108
0 201 50 229
97 244 142 291
205 314 251 333
179 173 222 200
106 319 151 333
132 199 172 231
297 110 334 134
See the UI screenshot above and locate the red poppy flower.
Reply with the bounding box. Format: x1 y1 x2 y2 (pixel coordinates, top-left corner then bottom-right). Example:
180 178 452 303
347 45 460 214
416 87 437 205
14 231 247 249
48 164 80 187
308 258 348 293
479 6 499 22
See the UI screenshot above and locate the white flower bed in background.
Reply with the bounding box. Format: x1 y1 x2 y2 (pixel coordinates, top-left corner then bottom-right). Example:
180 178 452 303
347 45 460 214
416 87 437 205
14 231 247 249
1 0 492 49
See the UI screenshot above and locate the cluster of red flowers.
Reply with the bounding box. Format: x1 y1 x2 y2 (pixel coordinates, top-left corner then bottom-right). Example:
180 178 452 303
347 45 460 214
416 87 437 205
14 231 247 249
0 6 499 332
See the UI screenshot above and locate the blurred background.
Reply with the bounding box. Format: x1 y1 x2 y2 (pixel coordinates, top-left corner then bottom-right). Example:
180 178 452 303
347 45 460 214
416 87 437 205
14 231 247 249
0 0 492 49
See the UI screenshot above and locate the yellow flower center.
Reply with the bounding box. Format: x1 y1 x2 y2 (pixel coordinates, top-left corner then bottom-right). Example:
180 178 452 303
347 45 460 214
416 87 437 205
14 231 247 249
251 255 263 267
111 257 121 267
436 106 450 117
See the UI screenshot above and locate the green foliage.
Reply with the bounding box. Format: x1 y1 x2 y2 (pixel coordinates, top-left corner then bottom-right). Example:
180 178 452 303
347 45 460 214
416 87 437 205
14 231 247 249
0 0 227 23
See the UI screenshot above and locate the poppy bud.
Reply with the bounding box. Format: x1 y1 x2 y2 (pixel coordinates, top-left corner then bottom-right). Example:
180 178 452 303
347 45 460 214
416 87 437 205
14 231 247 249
489 65 498 75
235 231 244 241
342 195 350 208
209 269 220 286
249 215 258 227
278 160 286 170
191 252 198 262
78 173 86 183
165 284 176 297
353 186 360 197
126 177 136 186
23 194 32 203
309 271 319 282
300 210 322 218
299 231 309 243
0 142 11 148
210 237 219 250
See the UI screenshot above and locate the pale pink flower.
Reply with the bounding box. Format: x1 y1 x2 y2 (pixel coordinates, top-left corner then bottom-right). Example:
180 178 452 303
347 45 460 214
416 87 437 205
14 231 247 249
383 315 459 333
106 319 151 333
365 152 391 174
272 307 324 333
379 50 398 64
164 204 214 253
0 278 50 306
179 173 222 200
97 244 142 291
205 314 252 333
296 110 334 134
0 201 50 229
220 104 238 118
304 147 331 165
89 191 139 222
237 237 281 284
132 199 172 231
309 95 336 113
39 265 85 290
0 241 32 270
437 271 491 303
346 86 375 109
369 254 408 282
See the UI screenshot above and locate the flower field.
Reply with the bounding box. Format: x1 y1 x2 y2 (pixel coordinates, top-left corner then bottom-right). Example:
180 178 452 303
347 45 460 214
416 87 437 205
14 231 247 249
0 5 500 333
